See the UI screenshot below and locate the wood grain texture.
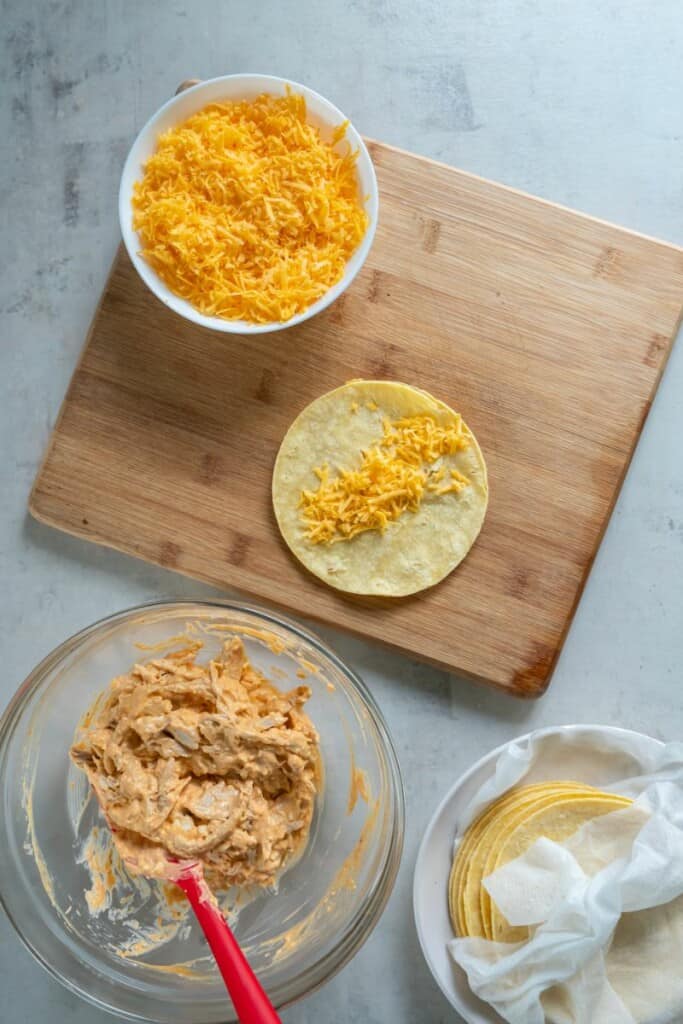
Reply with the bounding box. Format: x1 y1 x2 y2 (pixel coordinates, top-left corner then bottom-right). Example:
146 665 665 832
30 141 683 696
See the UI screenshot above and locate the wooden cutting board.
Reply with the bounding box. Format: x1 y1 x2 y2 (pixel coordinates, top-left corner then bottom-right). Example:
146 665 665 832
30 140 683 696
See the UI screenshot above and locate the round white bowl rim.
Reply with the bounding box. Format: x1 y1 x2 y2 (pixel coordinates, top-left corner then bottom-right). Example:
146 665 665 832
412 723 665 1024
118 73 379 335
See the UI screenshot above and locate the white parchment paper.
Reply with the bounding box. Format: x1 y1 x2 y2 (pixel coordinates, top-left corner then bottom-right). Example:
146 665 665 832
447 729 683 1024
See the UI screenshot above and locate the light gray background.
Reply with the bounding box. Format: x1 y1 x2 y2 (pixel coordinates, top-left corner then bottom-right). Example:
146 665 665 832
2 2 682 1021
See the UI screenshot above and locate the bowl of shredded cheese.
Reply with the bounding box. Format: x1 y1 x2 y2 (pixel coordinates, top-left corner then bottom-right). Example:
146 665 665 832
119 75 378 333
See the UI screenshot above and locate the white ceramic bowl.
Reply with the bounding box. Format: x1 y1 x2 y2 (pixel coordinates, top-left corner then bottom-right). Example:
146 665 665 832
412 725 663 1024
118 74 379 334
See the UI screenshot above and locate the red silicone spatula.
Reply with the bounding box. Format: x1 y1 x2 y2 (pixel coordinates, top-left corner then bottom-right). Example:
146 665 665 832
106 816 281 1024
173 861 282 1024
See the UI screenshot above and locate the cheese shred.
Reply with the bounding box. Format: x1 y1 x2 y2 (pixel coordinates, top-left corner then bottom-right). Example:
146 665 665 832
132 92 369 323
300 414 471 545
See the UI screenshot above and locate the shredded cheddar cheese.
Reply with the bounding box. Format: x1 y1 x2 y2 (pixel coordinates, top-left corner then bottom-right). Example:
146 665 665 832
300 414 470 544
132 92 369 323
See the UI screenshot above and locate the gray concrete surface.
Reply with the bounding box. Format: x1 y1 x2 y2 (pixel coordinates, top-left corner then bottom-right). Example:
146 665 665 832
2 1 682 1021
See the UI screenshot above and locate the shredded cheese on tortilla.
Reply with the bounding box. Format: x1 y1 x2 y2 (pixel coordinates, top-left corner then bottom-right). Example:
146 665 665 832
300 414 470 544
132 92 369 323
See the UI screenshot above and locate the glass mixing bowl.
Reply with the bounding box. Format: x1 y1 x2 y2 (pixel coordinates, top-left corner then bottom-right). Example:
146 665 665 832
0 602 404 1022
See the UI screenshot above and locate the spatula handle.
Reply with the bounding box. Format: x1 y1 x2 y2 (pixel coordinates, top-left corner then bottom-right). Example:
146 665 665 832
176 871 282 1024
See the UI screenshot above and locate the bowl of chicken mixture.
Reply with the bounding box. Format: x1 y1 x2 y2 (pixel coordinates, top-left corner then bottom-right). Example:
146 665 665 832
0 602 404 1024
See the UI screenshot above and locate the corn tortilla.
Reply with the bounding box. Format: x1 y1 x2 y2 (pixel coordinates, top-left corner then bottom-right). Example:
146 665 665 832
449 782 632 943
488 794 631 943
450 783 597 937
477 791 629 939
272 380 488 596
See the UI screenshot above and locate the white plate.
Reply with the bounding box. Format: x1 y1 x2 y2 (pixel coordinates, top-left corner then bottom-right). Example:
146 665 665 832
412 725 663 1024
